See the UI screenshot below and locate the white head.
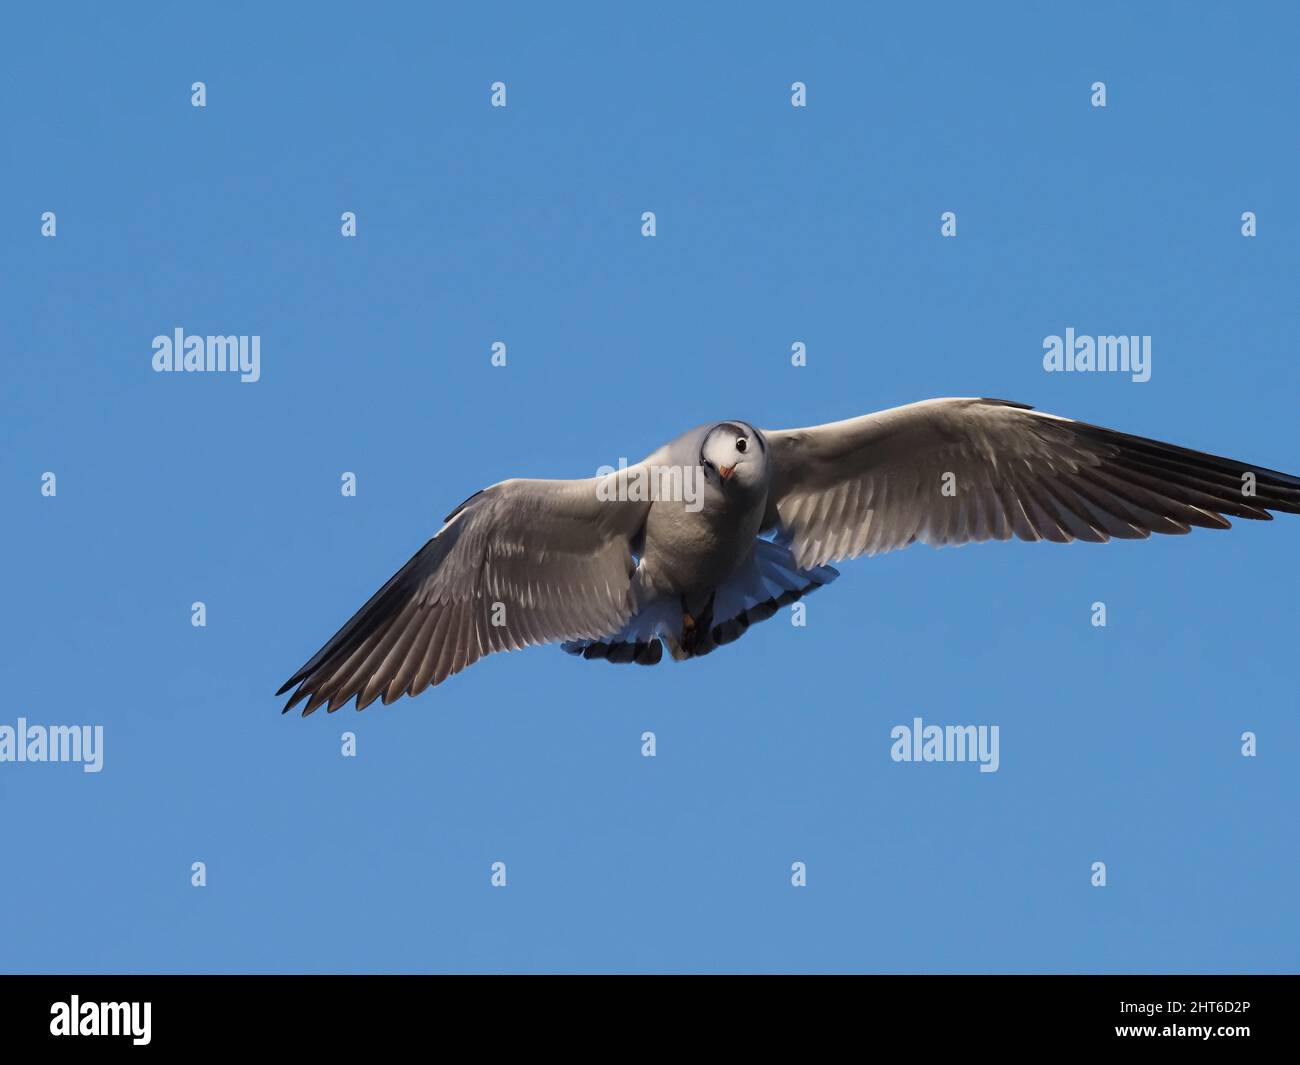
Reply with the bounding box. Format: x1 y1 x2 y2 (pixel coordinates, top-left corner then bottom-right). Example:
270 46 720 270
699 422 766 493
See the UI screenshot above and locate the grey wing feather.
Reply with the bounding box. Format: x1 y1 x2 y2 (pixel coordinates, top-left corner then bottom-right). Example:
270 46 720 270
762 397 1300 569
278 473 651 714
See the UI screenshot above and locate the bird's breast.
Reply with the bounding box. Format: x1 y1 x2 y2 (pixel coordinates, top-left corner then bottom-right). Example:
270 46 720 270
642 490 766 595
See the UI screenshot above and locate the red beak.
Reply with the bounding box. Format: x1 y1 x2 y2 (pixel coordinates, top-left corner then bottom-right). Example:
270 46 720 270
719 464 735 481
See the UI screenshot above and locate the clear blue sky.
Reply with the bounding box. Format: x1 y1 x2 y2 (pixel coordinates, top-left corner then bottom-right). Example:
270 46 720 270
3 2 1297 973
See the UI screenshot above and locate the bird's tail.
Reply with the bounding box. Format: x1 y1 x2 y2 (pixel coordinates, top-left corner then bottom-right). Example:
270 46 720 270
561 540 838 665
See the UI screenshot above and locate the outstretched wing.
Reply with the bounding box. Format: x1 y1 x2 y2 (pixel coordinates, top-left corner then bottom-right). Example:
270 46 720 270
762 397 1300 569
278 474 651 714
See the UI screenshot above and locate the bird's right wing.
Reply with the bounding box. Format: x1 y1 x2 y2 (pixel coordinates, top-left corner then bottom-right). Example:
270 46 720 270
762 397 1300 569
278 473 652 714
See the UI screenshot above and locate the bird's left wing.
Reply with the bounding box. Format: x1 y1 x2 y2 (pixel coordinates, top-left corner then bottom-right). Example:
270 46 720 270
762 397 1300 569
278 473 651 714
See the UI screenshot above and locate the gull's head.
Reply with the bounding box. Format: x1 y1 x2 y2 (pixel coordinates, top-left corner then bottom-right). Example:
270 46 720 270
700 422 765 491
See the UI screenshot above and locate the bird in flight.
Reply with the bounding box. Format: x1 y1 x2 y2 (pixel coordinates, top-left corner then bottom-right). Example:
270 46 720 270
278 398 1299 714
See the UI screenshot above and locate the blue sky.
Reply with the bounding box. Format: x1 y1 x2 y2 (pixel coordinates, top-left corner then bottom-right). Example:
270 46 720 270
2 2 1297 973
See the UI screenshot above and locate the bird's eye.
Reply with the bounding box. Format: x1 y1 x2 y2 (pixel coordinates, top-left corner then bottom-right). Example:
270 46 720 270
735 437 748 453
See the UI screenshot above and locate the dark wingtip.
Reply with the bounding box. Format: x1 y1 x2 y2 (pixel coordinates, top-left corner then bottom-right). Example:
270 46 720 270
280 684 313 717
980 397 1035 410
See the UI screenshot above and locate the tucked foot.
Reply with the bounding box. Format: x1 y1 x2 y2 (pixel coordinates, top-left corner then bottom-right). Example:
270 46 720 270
680 611 698 654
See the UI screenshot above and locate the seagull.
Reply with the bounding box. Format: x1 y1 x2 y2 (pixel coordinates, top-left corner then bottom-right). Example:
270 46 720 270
277 398 1300 714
